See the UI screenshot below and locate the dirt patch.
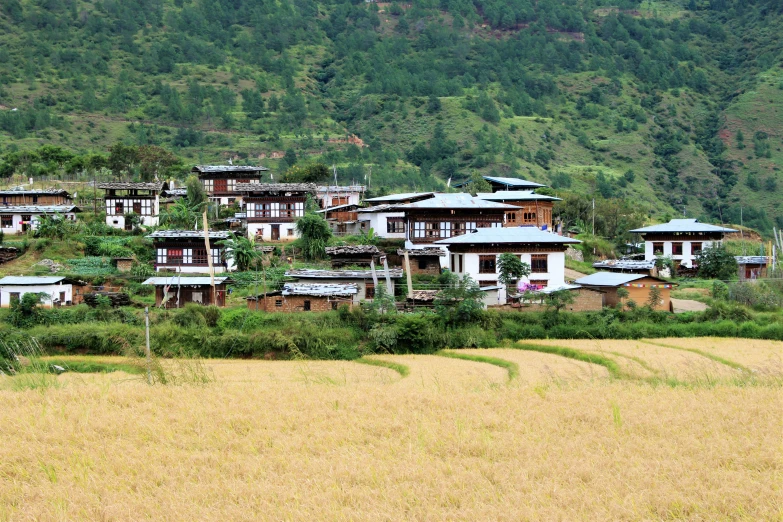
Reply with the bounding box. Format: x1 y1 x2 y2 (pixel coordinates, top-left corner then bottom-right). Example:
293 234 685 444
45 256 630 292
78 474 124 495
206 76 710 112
670 298 709 313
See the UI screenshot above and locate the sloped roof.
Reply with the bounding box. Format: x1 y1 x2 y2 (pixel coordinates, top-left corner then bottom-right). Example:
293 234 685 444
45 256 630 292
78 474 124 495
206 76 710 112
0 276 66 285
235 183 316 194
317 203 364 213
395 193 518 210
735 256 769 265
283 283 358 297
630 219 737 234
356 204 404 214
592 259 656 271
409 289 439 301
476 191 561 202
397 248 446 257
435 227 581 245
317 185 366 192
192 165 268 173
97 182 168 191
574 272 667 287
146 230 231 239
0 205 81 213
142 277 231 286
363 192 434 203
325 245 380 255
286 268 403 279
0 189 71 196
453 176 545 189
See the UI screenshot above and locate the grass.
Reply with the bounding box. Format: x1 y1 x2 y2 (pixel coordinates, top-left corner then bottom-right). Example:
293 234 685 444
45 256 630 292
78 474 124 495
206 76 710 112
354 356 410 377
639 340 749 373
515 342 623 378
435 349 519 381
42 357 146 375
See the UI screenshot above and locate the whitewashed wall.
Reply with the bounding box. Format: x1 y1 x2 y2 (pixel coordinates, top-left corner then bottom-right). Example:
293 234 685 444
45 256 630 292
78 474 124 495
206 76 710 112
0 284 73 308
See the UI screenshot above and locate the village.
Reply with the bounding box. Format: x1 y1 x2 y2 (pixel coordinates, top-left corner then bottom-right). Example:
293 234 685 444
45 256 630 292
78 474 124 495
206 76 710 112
1 165 775 316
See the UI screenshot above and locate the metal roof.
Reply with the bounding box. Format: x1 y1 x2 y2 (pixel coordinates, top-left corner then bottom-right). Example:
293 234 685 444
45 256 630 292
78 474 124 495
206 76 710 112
317 185 366 192
630 219 737 234
143 277 231 286
235 183 316 194
592 259 656 271
476 191 562 202
192 165 268 173
574 273 655 287
97 182 168 191
163 188 188 197
395 193 519 210
0 189 71 196
356 204 404 214
282 283 358 297
363 192 434 203
286 268 403 279
453 176 545 189
146 230 231 239
0 205 81 213
0 276 67 285
535 283 583 294
317 203 364 213
435 227 581 245
735 256 769 265
325 245 380 255
397 248 446 257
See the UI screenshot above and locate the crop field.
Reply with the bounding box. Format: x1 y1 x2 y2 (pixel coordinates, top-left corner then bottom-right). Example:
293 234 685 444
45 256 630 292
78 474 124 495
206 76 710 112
0 338 781 521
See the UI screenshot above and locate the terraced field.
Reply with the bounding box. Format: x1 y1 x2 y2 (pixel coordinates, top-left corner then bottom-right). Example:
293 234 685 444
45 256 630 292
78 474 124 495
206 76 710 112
1 338 780 521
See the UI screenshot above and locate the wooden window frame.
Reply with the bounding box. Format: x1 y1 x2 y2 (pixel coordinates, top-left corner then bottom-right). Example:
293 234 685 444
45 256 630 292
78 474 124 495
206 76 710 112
531 254 548 273
478 255 496 274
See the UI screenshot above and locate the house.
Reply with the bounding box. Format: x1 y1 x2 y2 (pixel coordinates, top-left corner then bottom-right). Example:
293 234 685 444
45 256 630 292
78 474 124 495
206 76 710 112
160 187 188 211
357 192 434 238
453 176 545 193
735 256 769 281
573 272 675 311
592 259 659 277
316 185 366 209
629 219 737 269
147 230 235 273
192 165 269 205
246 283 358 312
476 191 560 231
0 205 80 235
325 245 380 268
510 284 605 313
285 268 403 304
142 276 232 308
317 203 363 236
236 183 316 241
99 182 167 230
434 227 581 302
396 193 518 248
397 248 444 275
0 276 84 308
0 188 72 206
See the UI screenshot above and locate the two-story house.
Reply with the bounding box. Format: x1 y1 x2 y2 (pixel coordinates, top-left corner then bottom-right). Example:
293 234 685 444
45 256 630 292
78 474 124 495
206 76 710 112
476 191 561 231
316 185 366 209
357 192 435 239
629 219 737 269
147 230 235 273
0 205 81 235
237 183 316 241
435 227 580 303
99 182 167 230
193 165 269 206
0 189 72 206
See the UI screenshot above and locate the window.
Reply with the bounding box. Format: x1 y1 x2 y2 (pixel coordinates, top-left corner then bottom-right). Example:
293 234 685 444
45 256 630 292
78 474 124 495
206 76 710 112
193 248 208 264
275 299 283 308
418 259 428 270
365 284 375 299
214 179 228 192
479 255 496 274
287 228 294 237
133 202 142 214
192 292 203 304
9 292 20 305
672 242 683 255
304 300 311 311
167 248 183 264
331 301 339 311
115 201 124 214
1 215 11 228
691 242 702 255
387 219 405 234
32 196 38 204
529 280 547 287
653 242 664 255
531 255 548 273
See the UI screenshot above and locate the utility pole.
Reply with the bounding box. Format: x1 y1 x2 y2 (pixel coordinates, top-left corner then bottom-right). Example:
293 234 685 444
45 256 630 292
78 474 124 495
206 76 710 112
203 210 216 304
591 198 595 236
144 307 152 385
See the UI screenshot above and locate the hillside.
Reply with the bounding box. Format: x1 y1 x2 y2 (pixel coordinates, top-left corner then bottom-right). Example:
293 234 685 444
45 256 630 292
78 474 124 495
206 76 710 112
0 0 781 235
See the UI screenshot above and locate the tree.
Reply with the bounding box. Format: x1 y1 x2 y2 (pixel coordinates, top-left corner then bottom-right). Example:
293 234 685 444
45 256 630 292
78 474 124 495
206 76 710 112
695 246 738 280
280 163 329 183
543 289 575 325
434 271 485 326
185 175 208 213
461 171 491 195
497 253 531 288
219 236 258 272
34 213 78 240
616 287 629 310
646 285 662 309
9 292 45 328
283 148 298 168
160 198 200 229
295 213 332 261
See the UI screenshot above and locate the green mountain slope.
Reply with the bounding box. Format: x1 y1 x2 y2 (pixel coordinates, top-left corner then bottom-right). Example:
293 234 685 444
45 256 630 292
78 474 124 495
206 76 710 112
0 0 780 234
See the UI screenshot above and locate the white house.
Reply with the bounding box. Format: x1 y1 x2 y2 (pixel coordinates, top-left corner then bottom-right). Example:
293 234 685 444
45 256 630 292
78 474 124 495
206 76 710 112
147 230 236 274
192 165 269 206
629 219 738 269
357 192 434 239
0 205 81 235
0 276 80 308
237 183 316 242
435 227 581 303
99 182 167 231
316 185 366 209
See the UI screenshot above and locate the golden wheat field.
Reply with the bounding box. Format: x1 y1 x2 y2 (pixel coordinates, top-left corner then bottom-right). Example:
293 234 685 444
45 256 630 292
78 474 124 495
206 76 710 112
1 338 782 521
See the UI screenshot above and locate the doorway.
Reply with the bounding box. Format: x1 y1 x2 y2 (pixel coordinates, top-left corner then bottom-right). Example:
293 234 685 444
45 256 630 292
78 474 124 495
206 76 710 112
271 224 280 241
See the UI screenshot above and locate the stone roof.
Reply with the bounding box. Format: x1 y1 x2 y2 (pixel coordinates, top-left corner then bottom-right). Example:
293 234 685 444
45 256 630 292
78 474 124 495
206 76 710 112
146 230 231 240
235 183 317 194
286 268 403 279
192 165 268 173
0 188 71 196
0 205 81 213
326 245 380 255
97 182 168 191
397 248 446 257
409 289 439 301
476 191 561 202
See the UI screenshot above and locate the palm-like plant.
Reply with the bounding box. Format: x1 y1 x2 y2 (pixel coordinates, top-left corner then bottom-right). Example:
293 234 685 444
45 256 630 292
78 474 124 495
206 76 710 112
295 213 332 261
219 236 258 272
159 198 201 229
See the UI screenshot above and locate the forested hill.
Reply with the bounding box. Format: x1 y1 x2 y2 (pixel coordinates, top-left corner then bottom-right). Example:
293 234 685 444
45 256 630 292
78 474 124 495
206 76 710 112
0 0 781 235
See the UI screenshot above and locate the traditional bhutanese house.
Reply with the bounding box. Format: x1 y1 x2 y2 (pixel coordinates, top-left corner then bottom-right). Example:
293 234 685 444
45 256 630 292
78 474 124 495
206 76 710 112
99 182 167 230
160 187 187 211
357 192 434 239
397 248 445 275
629 219 738 269
325 245 380 268
0 188 72 206
246 283 358 312
397 193 518 248
285 268 403 304
435 227 580 302
476 191 561 231
735 256 769 281
0 276 86 308
143 276 231 308
192 165 269 205
592 259 659 277
453 176 545 193
0 205 80 235
316 185 366 209
146 230 235 274
236 183 316 242
573 272 676 311
317 203 363 236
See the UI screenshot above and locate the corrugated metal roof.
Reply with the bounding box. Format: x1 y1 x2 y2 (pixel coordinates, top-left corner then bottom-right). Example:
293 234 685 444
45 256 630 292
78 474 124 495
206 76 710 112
192 165 268 173
435 227 581 245
630 219 737 234
282 283 358 297
593 259 656 270
316 185 366 192
0 276 66 285
146 230 231 239
395 193 519 210
286 268 403 279
317 203 364 213
735 256 769 264
476 191 561 202
0 205 80 213
142 277 231 286
0 189 70 196
364 192 434 203
453 176 545 189
574 272 649 286
97 182 167 191
235 183 316 194
356 204 404 214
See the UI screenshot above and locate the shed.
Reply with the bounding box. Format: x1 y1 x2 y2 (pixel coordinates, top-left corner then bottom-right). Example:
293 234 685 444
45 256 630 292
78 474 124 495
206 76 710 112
247 283 358 312
325 245 380 268
398 248 445 275
592 259 658 277
285 268 403 304
735 256 769 281
0 276 84 308
573 273 676 311
142 276 232 308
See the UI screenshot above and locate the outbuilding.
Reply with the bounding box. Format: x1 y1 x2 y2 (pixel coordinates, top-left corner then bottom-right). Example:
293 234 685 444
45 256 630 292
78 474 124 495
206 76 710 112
142 276 232 308
0 276 83 308
573 272 675 311
735 256 769 281
246 283 358 312
285 268 403 304
0 205 80 235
